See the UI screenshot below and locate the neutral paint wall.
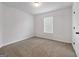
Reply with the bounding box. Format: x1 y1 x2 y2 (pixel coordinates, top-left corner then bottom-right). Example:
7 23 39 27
0 4 72 47
2 5 34 46
34 7 72 43
0 3 3 47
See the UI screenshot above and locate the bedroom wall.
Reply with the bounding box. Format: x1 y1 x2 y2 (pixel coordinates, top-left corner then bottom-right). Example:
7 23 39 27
34 7 72 43
2 4 34 46
0 4 72 47
0 3 3 47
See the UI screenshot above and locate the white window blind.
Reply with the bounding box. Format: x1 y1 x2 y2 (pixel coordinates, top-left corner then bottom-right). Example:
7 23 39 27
44 16 53 33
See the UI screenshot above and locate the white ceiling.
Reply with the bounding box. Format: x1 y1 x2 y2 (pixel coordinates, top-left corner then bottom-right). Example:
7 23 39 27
3 2 72 15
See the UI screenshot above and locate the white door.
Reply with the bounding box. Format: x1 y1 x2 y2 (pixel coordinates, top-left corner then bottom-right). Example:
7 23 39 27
72 2 79 57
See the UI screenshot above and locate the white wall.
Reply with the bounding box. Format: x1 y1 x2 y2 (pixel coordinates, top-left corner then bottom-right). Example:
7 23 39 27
0 4 72 47
2 5 34 46
34 7 72 43
0 3 3 47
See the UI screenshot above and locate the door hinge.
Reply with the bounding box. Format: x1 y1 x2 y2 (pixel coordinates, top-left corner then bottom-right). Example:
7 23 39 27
73 27 75 29
73 11 75 14
73 42 75 45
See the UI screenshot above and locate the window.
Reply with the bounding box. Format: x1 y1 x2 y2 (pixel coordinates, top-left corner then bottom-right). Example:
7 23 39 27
44 16 53 33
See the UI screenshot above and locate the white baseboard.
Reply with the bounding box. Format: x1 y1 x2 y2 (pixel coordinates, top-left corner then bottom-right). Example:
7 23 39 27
35 35 72 43
0 34 72 48
1 34 34 48
0 44 3 48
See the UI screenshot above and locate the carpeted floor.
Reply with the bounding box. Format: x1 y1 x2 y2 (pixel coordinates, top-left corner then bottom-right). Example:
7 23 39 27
0 37 76 57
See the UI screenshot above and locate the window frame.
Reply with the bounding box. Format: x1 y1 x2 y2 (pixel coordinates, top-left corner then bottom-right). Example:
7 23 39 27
43 16 53 33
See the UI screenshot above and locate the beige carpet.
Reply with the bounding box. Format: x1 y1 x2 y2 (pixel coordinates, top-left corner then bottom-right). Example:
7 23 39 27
0 37 76 57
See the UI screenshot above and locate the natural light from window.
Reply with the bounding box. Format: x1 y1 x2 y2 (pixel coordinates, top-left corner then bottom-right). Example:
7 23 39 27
44 16 53 33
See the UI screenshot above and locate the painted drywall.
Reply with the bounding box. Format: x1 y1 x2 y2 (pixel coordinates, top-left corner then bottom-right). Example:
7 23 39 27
2 4 34 46
0 3 3 47
34 7 72 43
